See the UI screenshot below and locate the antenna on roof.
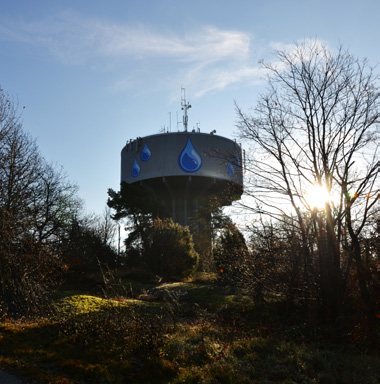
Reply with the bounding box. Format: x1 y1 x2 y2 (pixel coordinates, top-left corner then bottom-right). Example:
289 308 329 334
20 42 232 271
168 112 171 133
181 87 191 132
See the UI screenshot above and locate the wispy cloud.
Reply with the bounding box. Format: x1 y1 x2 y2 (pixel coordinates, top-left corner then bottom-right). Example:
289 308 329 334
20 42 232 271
0 11 264 97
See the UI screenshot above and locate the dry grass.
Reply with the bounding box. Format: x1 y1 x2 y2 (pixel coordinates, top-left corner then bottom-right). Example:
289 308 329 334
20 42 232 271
0 279 379 383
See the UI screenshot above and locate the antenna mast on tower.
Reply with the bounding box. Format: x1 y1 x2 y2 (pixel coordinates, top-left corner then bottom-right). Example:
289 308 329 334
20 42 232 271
181 87 191 132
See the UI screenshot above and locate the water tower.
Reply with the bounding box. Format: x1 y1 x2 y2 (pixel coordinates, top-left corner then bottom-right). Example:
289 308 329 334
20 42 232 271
120 94 243 232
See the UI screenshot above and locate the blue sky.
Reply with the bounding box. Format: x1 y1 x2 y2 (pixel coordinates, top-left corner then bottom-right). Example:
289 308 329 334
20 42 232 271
0 0 378 216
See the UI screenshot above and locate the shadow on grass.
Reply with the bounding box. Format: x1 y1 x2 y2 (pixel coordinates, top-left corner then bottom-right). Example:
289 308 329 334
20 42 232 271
0 281 379 384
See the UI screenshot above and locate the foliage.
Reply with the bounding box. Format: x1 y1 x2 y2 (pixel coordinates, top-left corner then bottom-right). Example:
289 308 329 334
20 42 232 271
0 281 378 384
0 225 62 318
212 221 311 305
236 41 379 326
108 181 168 221
0 87 116 318
145 218 199 280
213 224 249 286
108 183 199 280
247 217 320 305
0 47 378 382
108 181 169 266
61 216 118 280
0 89 69 318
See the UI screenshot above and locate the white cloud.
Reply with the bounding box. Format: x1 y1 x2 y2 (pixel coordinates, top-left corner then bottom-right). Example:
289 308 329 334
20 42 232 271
0 12 250 61
0 12 265 97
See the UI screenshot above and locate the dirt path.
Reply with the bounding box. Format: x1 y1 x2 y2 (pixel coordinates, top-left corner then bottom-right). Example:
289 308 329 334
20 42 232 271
0 370 28 383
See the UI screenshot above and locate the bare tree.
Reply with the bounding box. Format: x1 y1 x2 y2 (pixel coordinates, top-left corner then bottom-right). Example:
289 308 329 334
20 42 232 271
0 124 40 224
95 206 118 248
0 94 50 316
29 161 80 246
236 41 379 325
0 89 82 317
0 88 20 146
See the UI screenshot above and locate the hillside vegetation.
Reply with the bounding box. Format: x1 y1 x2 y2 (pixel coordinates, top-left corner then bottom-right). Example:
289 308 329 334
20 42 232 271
1 42 379 383
0 272 379 384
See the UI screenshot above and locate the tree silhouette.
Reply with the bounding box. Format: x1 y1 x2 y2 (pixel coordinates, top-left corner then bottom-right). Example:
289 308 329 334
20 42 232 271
237 41 378 326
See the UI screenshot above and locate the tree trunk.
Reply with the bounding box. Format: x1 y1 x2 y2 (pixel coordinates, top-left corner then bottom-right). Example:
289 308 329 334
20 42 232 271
318 214 343 324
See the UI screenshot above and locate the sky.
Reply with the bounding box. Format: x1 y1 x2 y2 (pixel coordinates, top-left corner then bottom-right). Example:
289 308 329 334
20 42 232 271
0 0 379 218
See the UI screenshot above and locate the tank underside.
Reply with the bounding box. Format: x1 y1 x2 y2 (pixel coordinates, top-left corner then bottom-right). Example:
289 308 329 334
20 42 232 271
138 175 242 227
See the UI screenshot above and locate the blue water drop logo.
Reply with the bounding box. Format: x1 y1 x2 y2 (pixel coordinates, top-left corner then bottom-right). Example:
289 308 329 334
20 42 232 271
227 160 235 176
131 158 141 177
227 153 240 176
140 143 152 162
178 137 202 173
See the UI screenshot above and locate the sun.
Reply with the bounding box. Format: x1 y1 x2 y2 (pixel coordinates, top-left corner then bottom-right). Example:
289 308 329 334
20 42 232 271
305 183 331 209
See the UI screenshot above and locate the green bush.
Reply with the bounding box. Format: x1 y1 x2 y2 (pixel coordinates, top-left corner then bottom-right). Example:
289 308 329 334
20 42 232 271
146 218 199 280
213 225 249 286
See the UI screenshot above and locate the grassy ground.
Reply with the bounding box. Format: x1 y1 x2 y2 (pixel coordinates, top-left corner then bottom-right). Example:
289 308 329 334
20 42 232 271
0 273 379 383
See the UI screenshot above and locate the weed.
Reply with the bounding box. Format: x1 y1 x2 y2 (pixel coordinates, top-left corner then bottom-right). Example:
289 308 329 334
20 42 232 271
0 279 378 383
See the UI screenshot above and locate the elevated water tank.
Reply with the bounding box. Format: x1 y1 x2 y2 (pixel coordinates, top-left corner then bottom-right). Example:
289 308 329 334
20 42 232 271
121 131 243 227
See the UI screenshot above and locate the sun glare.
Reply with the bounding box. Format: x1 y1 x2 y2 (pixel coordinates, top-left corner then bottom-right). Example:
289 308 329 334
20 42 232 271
305 183 331 209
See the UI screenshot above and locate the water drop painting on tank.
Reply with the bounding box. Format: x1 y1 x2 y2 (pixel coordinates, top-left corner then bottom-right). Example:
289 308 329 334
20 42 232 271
121 89 243 228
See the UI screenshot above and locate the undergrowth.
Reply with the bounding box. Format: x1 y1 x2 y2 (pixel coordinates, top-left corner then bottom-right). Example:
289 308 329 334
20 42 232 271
0 275 378 383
